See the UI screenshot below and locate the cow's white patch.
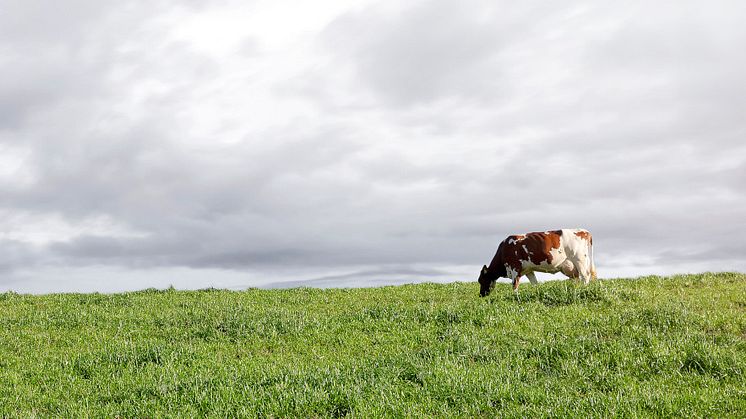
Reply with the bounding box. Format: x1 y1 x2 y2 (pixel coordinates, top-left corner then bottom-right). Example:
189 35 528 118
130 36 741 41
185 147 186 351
505 264 518 279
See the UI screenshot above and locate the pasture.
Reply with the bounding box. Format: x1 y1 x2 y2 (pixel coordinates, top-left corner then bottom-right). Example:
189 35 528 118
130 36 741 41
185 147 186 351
0 272 744 417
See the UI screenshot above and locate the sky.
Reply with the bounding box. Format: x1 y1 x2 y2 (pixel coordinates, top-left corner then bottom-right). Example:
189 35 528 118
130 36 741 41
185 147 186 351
1 0 745 293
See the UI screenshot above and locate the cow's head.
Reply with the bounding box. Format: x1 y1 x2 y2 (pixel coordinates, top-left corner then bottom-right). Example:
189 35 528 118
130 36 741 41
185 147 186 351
478 265 497 297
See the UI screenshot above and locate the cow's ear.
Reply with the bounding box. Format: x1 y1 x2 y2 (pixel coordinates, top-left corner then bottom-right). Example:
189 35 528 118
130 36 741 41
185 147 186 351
482 265 488 274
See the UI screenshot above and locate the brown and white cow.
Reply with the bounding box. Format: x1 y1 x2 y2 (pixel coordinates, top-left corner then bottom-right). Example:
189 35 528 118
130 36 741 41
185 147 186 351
478 228 597 296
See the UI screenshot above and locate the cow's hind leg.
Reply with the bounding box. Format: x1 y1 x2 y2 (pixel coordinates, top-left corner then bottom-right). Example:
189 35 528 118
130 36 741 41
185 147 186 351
526 271 538 285
570 257 591 285
560 260 578 280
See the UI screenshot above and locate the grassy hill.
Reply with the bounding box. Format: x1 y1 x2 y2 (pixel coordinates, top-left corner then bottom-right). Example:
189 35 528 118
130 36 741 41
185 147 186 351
1 272 744 417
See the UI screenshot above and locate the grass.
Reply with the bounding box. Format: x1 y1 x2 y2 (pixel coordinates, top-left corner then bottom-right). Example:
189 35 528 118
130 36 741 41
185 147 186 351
0 272 745 417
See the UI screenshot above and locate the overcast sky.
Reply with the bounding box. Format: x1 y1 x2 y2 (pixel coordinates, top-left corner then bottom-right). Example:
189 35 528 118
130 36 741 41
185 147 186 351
1 0 745 293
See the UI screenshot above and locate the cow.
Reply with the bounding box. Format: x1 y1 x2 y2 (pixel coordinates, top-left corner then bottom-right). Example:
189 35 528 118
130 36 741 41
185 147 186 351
478 228 597 296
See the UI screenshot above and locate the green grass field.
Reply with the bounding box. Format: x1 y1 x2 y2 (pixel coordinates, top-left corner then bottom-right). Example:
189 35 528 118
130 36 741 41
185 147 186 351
1 272 744 417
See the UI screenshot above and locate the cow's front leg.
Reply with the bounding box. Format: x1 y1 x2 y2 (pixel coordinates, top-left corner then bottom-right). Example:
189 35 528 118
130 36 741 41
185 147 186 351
505 264 522 291
526 271 538 285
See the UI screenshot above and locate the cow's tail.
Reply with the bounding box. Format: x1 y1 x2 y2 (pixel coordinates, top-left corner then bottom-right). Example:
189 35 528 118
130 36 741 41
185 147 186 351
589 233 597 280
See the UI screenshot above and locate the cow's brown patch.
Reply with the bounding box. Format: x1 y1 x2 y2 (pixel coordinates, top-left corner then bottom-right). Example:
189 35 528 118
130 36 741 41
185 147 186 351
574 230 592 243
525 238 549 265
545 231 562 260
490 231 564 270
516 231 561 265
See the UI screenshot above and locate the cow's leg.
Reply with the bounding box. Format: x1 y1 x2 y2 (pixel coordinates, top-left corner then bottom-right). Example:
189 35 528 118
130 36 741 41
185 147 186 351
526 271 538 285
506 264 522 291
570 257 591 285
560 260 577 279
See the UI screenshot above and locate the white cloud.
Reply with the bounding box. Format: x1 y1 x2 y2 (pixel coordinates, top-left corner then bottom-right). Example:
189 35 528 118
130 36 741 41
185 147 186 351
0 212 147 247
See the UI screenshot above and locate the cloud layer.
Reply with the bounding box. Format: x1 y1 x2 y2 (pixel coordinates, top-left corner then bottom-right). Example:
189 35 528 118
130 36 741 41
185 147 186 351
2 0 745 292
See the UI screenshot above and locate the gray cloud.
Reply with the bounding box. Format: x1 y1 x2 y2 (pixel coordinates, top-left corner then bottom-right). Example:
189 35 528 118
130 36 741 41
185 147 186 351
1 0 745 292
0 239 39 273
